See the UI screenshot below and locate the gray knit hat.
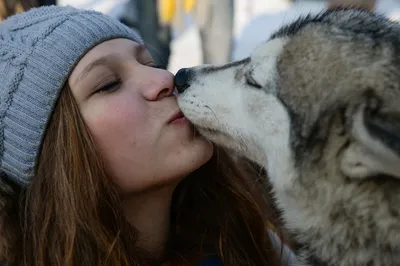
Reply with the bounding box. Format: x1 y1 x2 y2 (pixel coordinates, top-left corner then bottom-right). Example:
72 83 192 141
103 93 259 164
0 5 143 185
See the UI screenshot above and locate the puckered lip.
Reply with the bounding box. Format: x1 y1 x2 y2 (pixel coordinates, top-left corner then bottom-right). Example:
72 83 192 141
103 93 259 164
168 110 185 123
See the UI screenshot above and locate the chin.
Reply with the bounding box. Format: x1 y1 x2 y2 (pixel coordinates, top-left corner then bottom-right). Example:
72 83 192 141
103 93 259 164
184 137 214 174
197 136 214 161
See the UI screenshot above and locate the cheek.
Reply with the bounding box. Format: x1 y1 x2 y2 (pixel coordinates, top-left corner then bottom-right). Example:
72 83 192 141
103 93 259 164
81 97 159 191
81 96 150 154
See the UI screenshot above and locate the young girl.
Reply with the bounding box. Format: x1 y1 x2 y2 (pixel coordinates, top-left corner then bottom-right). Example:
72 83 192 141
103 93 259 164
0 5 294 266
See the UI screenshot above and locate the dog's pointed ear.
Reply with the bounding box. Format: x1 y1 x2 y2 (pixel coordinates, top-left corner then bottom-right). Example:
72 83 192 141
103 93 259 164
340 101 400 179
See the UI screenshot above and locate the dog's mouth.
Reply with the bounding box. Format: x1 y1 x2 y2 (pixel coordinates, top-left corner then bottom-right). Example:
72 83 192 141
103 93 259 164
196 126 223 136
195 125 236 144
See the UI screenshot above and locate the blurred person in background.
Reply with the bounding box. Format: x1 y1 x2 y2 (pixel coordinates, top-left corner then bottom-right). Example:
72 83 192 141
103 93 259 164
119 0 172 70
119 0 234 69
158 0 235 65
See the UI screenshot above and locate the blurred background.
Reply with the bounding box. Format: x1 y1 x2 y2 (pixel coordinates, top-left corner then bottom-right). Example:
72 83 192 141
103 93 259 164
3 0 400 73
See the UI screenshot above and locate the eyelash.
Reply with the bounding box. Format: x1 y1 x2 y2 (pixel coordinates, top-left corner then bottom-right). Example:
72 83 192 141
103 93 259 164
95 78 122 94
149 64 163 69
94 65 162 94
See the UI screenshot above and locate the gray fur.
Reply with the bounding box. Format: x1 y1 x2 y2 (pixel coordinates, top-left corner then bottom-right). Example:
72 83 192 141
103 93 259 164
177 8 400 266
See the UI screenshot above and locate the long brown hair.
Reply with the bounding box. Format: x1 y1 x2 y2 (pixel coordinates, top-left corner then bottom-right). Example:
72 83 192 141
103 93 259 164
0 85 283 266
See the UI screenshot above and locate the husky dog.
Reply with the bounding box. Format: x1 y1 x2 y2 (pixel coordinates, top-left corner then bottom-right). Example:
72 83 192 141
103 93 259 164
175 8 400 266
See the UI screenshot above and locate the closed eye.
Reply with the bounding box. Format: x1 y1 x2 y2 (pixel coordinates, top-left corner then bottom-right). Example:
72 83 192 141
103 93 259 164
143 60 164 69
245 71 262 89
94 78 122 94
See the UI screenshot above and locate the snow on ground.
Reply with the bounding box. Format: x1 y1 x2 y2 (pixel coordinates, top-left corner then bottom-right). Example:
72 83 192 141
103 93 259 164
58 0 400 73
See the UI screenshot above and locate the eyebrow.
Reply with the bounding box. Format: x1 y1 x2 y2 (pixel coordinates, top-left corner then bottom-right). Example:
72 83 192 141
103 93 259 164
76 43 147 84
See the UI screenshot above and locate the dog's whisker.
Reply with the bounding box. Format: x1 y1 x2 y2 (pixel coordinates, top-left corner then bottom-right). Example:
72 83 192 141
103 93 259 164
205 105 220 123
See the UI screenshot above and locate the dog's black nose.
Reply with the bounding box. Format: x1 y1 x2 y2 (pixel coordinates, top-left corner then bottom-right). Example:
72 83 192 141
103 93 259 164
174 68 191 93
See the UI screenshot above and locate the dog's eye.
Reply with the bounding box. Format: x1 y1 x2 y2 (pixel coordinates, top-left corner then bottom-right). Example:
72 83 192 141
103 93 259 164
245 73 262 89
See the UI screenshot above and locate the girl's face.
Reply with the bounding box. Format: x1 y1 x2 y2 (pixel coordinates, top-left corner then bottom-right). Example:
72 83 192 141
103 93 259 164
68 38 213 195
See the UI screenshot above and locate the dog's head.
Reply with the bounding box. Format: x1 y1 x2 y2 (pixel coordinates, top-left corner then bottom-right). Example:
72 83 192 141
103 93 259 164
177 9 400 264
177 8 400 181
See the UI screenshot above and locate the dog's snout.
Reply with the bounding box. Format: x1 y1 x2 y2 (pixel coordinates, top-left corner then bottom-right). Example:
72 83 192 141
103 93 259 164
174 68 191 93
